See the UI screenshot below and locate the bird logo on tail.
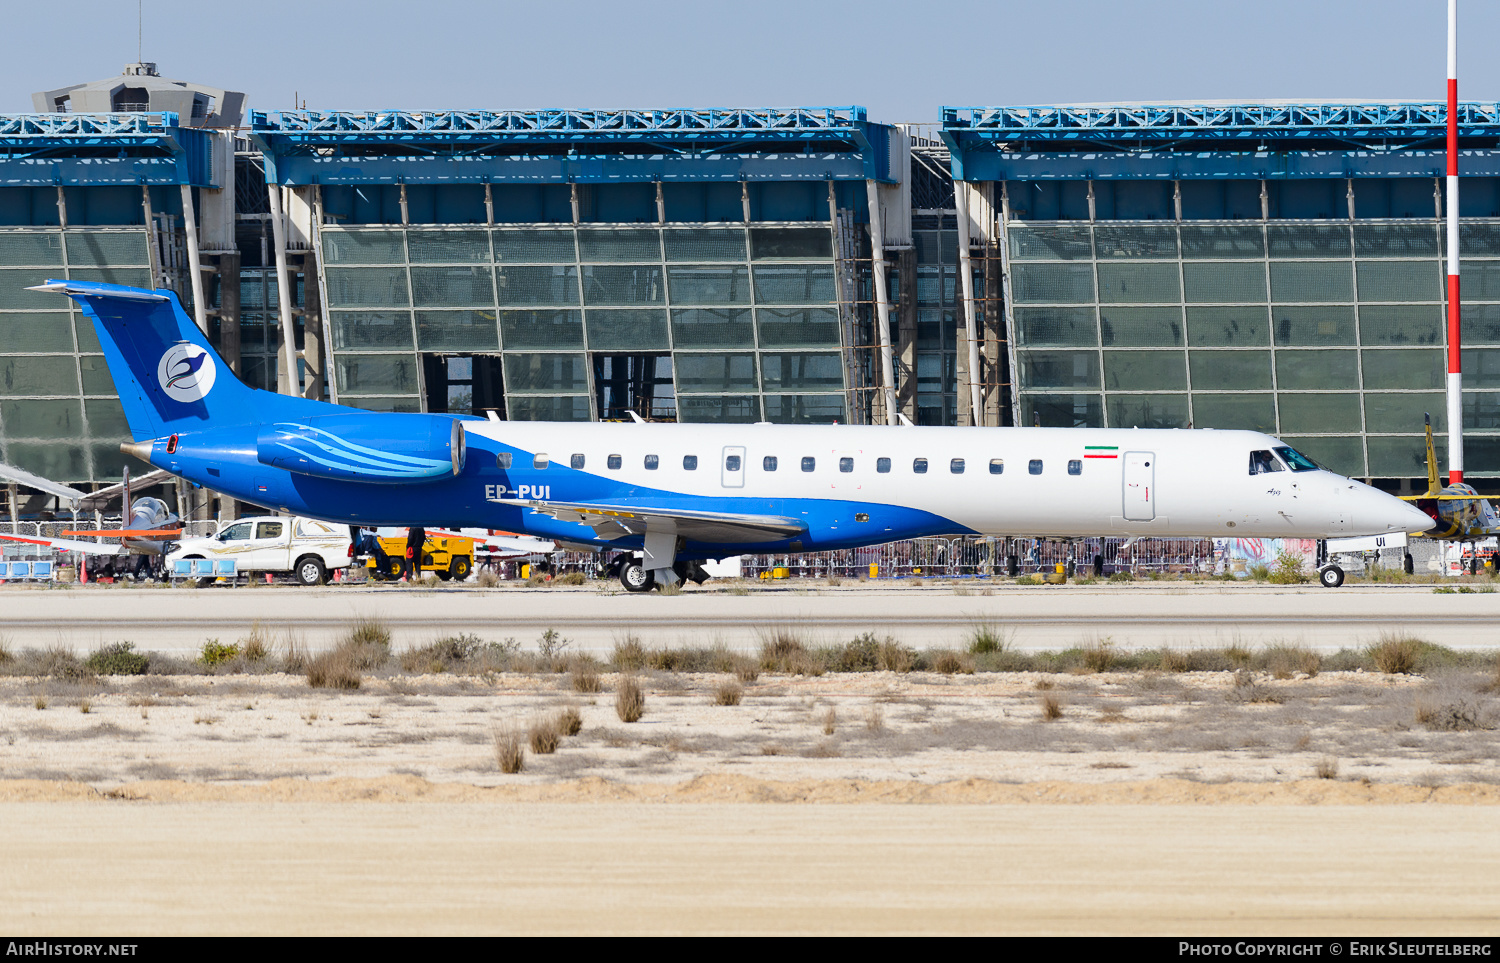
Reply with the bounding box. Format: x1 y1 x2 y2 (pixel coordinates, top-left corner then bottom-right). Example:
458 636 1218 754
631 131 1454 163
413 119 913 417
156 343 217 403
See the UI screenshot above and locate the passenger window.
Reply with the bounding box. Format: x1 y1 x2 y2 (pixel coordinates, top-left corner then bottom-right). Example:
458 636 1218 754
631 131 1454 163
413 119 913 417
534 453 549 470
496 452 512 469
989 458 1003 475
876 457 891 473
913 458 928 474
1068 460 1082 475
1249 450 1285 474
683 455 698 470
950 458 965 474
570 453 585 469
763 456 778 471
1029 459 1043 475
839 457 854 473
607 454 622 470
801 456 816 472
725 455 741 471
644 454 659 470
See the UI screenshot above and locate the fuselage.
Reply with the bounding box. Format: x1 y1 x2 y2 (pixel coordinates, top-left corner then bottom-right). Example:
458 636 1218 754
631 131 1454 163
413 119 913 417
147 419 1432 560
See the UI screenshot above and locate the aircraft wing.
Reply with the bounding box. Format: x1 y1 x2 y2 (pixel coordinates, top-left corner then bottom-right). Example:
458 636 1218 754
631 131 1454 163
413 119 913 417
517 499 806 544
0 531 126 556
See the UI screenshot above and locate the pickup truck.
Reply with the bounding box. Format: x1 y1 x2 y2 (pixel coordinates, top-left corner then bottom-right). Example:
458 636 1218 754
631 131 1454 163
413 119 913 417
167 515 352 585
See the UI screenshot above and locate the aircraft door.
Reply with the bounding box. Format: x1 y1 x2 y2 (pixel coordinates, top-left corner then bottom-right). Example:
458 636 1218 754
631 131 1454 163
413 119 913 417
721 446 746 488
1123 451 1155 521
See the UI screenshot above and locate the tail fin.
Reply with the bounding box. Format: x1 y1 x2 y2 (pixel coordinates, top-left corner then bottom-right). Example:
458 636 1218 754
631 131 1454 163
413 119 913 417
28 279 334 441
1424 412 1441 496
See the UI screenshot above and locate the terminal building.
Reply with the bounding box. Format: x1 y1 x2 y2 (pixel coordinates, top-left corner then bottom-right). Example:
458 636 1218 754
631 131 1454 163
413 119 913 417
5 64 1500 518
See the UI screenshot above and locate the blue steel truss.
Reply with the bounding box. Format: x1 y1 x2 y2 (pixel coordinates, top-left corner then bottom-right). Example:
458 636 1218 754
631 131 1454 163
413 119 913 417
0 112 214 186
250 107 892 185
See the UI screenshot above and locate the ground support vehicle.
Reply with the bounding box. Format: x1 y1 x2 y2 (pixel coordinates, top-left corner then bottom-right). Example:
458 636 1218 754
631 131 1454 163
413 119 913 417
167 516 353 585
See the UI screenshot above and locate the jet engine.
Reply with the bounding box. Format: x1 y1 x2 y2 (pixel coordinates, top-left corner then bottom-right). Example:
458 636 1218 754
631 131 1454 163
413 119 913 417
255 413 466 484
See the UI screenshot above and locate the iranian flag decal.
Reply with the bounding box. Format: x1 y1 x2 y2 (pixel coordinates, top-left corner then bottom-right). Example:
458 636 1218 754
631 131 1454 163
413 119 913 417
1084 446 1119 459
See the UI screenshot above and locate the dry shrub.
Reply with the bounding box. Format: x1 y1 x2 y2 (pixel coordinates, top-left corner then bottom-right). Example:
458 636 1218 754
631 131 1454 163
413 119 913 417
528 716 561 754
1227 669 1283 704
822 707 837 735
1415 697 1484 731
476 569 501 588
240 623 270 663
1370 634 1422 674
1314 756 1339 780
1265 643 1321 679
1082 638 1116 673
306 644 362 690
571 659 602 693
1040 693 1063 721
930 650 974 675
714 680 743 706
494 729 525 774
758 628 809 673
554 571 587 586
1157 648 1191 673
612 635 646 671
733 656 760 684
615 676 645 723
966 622 1010 655
864 705 884 731
557 705 583 736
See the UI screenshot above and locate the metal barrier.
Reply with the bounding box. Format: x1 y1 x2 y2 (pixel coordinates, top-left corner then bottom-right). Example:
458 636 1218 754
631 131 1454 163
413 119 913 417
741 537 1216 579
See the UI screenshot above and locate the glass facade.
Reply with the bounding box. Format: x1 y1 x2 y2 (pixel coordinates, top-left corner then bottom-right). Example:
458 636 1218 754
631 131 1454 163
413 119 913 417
1006 219 1500 478
321 224 847 423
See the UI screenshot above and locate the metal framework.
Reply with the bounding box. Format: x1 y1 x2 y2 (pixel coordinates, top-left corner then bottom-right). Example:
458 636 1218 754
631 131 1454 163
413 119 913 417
0 112 214 186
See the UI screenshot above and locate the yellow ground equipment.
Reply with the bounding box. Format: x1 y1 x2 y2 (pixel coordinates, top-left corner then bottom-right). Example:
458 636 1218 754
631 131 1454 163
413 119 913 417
366 533 475 581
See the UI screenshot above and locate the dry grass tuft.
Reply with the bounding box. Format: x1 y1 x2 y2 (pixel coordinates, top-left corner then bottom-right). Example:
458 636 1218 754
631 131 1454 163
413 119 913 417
557 705 583 737
1415 697 1485 731
615 675 645 723
475 568 501 588
864 705 885 731
528 716 561 754
1265 643 1321 679
1369 633 1422 674
1082 637 1116 673
713 680 743 706
1040 693 1063 721
966 622 1011 655
930 650 974 675
1314 756 1340 780
570 659 603 693
612 634 646 672
733 656 760 684
821 707 837 735
494 729 525 774
306 644 362 690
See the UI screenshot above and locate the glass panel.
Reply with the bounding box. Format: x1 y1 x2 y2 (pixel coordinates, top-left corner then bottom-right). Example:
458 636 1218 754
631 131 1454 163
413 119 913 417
1098 306 1183 346
1180 224 1264 259
407 230 490 263
1458 223 1500 259
6 442 87 481
1010 263 1095 304
751 264 836 304
349 396 422 413
1104 350 1186 390
1465 348 1500 388
0 232 63 266
499 309 584 349
493 231 576 263
581 265 664 305
0 270 58 310
666 265 751 304
1362 348 1443 389
1017 350 1101 390
677 395 760 423
1186 306 1271 346
577 228 660 262
1093 225 1177 259
1277 393 1361 433
496 265 579 305
323 230 406 264
1269 261 1354 301
1356 261 1442 301
331 311 414 350
0 312 73 353
1463 304 1500 346
762 394 846 424
671 308 755 348
750 228 831 260
334 354 419 394
760 353 844 391
1190 394 1276 432
415 310 499 351
663 229 746 262
1366 436 1429 477
78 356 114 394
1096 263 1180 303
506 395 591 421
83 397 129 438
675 354 757 392
1464 392 1500 430
585 309 670 350
1354 223 1440 258
1267 224 1351 258
68 267 149 288
1182 262 1267 303
1007 225 1092 261
1188 350 1272 390
756 307 840 347
73 316 100 353
1014 307 1098 347
503 353 589 393
1282 435 1365 476
410 266 494 307
0 398 80 438
1106 394 1189 428
1360 304 1442 346
1367 392 1444 433
65 231 148 266
1273 305 1356 345
0 355 78 395
326 267 411 308
1022 393 1104 428
1276 349 1358 389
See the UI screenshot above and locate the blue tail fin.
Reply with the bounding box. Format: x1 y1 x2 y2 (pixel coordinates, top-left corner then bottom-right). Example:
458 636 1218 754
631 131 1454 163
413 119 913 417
31 279 338 441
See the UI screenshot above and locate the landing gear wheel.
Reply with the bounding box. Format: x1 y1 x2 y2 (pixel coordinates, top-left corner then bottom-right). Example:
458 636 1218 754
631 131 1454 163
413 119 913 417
295 555 327 586
619 561 655 593
1318 565 1345 588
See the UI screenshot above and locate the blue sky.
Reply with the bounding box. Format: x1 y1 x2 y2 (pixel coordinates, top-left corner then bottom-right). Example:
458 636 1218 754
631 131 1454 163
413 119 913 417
6 0 1498 121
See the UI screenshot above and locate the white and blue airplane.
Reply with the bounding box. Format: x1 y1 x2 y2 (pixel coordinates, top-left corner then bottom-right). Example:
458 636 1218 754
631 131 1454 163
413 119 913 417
30 279 1433 590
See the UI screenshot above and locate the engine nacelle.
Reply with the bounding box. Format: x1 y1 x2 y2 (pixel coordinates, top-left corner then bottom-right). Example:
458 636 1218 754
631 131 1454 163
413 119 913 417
256 413 466 484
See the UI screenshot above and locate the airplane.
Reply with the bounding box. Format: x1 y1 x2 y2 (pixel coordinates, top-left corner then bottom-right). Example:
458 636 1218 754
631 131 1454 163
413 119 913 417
0 465 181 570
26 278 1435 591
1394 414 1500 573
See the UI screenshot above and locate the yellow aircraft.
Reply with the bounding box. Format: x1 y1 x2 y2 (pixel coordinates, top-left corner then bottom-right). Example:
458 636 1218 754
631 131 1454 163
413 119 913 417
1400 415 1500 573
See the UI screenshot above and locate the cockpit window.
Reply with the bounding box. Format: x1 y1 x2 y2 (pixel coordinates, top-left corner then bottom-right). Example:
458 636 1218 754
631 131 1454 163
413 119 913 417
1273 446 1320 472
1249 450 1285 475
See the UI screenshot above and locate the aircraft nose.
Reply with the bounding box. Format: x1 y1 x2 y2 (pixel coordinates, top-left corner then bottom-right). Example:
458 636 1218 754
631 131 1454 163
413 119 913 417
1372 490 1436 534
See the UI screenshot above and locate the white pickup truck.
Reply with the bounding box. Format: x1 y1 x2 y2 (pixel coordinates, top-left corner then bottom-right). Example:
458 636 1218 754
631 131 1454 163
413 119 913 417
167 515 352 585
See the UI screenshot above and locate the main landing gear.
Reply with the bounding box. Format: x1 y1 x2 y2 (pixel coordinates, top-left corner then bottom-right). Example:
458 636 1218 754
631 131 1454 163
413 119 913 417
1318 564 1345 588
609 555 710 593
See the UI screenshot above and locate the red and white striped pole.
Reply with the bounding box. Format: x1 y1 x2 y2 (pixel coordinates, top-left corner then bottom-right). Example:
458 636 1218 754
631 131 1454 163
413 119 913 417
1447 0 1464 485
